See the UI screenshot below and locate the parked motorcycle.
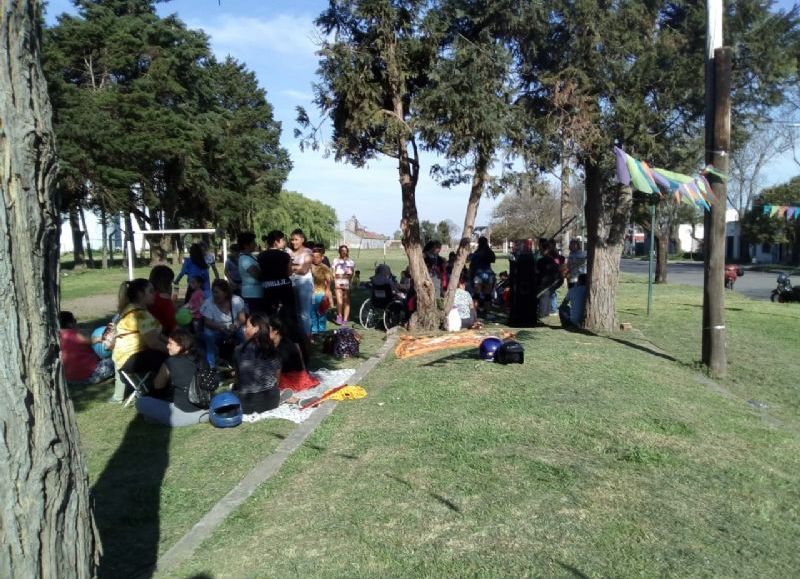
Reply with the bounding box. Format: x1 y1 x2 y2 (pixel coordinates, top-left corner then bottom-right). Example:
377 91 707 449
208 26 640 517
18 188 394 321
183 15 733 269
770 272 800 303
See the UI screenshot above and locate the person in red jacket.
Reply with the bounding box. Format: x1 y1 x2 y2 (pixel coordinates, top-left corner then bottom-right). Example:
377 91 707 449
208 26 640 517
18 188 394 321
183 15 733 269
148 265 177 333
59 311 115 385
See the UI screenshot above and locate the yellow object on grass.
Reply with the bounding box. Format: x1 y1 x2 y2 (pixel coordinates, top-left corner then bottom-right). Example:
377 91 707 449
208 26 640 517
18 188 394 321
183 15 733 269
326 385 367 401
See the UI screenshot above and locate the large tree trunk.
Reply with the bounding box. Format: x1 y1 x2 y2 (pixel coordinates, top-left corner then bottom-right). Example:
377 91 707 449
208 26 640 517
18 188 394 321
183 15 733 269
0 2 99 576
68 206 86 267
583 158 631 332
100 205 109 269
400 172 438 330
79 206 95 269
655 230 668 283
386 32 437 330
560 141 573 250
442 150 489 314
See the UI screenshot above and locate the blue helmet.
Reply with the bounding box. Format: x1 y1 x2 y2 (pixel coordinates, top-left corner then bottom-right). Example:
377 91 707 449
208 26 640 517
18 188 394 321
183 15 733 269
479 337 503 361
209 391 242 428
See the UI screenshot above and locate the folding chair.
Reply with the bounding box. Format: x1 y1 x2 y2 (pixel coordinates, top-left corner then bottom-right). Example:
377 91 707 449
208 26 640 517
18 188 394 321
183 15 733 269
120 370 151 408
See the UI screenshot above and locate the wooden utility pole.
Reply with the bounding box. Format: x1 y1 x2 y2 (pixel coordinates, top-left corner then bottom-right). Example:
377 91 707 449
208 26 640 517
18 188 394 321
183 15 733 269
702 1 730 376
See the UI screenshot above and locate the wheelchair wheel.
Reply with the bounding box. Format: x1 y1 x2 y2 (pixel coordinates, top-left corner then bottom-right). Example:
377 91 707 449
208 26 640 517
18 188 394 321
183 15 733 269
359 298 380 329
383 300 405 330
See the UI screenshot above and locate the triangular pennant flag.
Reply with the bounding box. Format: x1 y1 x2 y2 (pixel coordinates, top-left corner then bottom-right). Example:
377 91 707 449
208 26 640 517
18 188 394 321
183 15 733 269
613 146 631 186
627 156 658 194
702 164 729 181
763 205 771 215
778 206 788 217
788 207 798 220
770 205 780 217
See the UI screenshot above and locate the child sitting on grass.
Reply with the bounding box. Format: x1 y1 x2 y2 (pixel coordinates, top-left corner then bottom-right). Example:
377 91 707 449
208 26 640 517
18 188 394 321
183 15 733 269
59 311 115 386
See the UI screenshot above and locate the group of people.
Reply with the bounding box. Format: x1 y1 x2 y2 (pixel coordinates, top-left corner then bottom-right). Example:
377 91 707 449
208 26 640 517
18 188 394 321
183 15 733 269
59 234 338 427
506 236 588 328
232 229 356 341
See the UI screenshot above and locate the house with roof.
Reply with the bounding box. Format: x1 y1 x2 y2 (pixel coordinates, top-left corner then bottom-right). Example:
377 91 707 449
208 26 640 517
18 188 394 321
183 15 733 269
340 216 389 249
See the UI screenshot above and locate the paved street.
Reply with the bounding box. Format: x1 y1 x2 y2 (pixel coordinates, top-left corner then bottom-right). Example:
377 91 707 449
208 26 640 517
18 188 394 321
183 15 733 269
619 259 783 301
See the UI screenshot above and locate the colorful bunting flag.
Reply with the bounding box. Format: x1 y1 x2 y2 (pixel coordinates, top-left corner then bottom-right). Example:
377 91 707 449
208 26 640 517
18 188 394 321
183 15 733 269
760 205 800 220
612 148 728 210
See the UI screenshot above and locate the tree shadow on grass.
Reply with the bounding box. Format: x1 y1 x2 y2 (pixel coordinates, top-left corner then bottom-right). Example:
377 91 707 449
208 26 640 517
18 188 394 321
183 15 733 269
604 336 678 363
385 473 461 514
92 416 170 579
68 380 115 413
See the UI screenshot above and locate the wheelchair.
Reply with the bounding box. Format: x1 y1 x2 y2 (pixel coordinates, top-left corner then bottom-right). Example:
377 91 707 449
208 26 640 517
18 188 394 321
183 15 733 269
359 283 406 330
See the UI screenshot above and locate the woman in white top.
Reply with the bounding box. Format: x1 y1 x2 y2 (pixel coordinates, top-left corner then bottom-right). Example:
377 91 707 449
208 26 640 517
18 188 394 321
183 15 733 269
237 231 263 313
331 244 355 325
200 279 248 367
200 279 247 367
287 228 313 338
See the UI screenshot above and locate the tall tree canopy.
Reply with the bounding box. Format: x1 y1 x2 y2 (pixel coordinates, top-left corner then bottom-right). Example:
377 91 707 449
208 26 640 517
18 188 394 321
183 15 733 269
43 0 291 260
253 190 338 247
299 0 515 327
511 0 799 331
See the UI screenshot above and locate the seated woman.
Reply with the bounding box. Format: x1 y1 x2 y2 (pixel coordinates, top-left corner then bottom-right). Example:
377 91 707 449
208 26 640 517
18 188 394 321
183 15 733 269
135 328 208 426
234 312 292 413
111 279 168 402
59 311 115 385
454 276 481 330
268 315 319 392
201 279 248 367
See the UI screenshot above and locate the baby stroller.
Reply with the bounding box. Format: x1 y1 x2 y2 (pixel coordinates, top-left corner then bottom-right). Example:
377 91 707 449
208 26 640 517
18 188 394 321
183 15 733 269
359 265 407 330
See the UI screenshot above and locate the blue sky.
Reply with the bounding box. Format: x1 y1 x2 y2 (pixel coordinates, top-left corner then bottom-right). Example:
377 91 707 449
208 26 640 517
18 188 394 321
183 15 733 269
44 0 799 236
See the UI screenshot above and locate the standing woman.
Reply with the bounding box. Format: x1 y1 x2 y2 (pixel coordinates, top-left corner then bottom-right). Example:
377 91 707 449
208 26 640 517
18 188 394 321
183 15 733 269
237 231 264 314
332 244 355 325
111 279 168 402
174 243 212 301
135 329 208 426
234 312 292 413
287 228 313 338
224 243 242 295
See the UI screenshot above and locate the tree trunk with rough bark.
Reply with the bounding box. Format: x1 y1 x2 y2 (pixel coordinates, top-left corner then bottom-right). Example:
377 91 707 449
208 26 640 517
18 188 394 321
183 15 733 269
583 158 632 332
68 206 85 267
655 231 668 283
100 205 109 269
79 207 95 269
442 152 489 315
400 173 438 330
0 1 99 576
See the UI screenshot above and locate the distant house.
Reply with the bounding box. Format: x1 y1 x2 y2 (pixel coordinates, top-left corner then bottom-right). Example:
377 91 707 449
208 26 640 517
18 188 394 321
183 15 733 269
677 209 756 262
341 216 389 250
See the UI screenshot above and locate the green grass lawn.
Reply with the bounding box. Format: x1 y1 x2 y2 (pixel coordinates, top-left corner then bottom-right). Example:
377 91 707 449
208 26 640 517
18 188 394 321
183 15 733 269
62 263 800 578
68 312 388 578
158 277 799 578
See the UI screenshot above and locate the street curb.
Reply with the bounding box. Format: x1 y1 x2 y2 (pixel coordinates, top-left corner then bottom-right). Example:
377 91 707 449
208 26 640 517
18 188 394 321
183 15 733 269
149 332 399 578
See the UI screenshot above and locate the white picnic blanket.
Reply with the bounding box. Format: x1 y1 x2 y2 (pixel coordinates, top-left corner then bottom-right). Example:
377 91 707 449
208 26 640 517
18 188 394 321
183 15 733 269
241 368 356 424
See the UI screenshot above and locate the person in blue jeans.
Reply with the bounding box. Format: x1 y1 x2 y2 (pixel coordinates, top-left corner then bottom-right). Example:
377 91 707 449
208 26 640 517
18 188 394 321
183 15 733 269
559 274 587 329
135 328 208 426
200 279 248 367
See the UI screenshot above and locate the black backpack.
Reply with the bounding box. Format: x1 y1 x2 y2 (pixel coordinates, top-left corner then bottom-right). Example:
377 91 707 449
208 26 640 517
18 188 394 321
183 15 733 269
495 341 524 365
188 362 219 409
324 328 360 359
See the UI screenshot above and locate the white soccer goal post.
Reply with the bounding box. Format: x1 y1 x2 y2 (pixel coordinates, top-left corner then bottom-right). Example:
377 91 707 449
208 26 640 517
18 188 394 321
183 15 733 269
126 228 227 281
